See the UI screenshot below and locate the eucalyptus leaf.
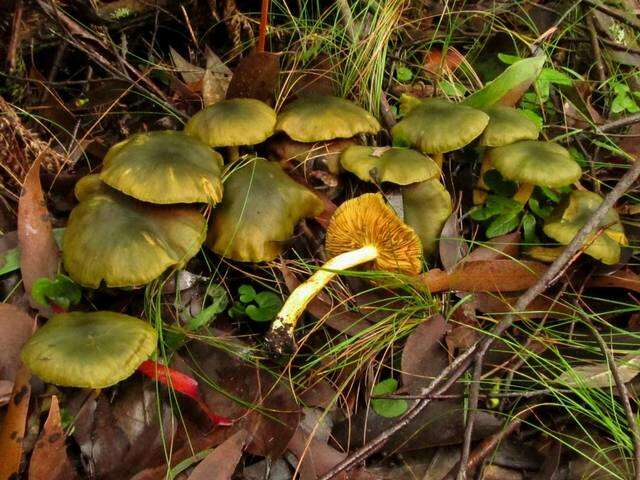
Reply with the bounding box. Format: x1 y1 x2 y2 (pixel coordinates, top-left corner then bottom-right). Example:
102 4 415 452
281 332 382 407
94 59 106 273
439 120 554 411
555 353 640 388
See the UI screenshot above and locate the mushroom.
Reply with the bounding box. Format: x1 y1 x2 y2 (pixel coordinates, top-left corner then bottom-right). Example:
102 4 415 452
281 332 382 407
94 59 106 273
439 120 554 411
207 158 324 262
64 175 207 288
271 95 381 174
474 106 540 204
488 140 582 204
391 98 489 168
185 98 277 161
21 311 157 388
267 193 422 353
402 179 453 256
339 146 440 185
100 131 224 204
542 190 627 265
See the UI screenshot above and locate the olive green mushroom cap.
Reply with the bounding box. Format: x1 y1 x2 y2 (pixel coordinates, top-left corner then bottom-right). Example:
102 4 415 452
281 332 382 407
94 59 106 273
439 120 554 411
402 179 453 256
207 158 324 262
100 131 224 204
275 95 381 142
543 190 627 265
479 106 540 147
21 311 157 388
64 175 207 288
391 98 489 154
488 140 582 188
184 98 276 148
340 146 440 185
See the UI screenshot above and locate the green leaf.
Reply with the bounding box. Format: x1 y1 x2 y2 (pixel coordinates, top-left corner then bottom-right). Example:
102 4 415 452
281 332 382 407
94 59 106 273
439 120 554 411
539 186 560 203
497 53 521 65
31 275 82 310
439 79 467 97
518 108 543 130
522 213 538 244
396 65 413 82
463 56 546 108
483 170 517 197
238 284 256 303
228 303 246 318
371 378 408 418
470 204 500 221
0 248 20 276
486 211 522 238
539 68 573 86
186 284 228 331
245 291 282 322
528 197 553 219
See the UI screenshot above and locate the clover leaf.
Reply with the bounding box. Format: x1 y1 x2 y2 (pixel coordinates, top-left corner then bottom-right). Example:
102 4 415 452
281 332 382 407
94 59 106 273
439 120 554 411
371 378 408 418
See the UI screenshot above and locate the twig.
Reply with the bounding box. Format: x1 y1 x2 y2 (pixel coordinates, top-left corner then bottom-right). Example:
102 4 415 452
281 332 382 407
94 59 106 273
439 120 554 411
596 113 640 133
319 154 640 480
584 315 640 480
382 388 572 400
443 405 537 480
584 0 640 31
6 0 24 73
586 12 607 83
257 0 270 53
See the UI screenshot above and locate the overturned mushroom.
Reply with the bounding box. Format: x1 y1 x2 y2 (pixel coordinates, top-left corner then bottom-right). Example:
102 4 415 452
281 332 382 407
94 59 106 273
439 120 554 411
100 131 224 204
391 97 489 168
267 193 422 353
207 158 324 262
185 98 277 161
64 175 207 288
542 190 627 265
21 311 157 388
488 140 582 204
340 146 439 185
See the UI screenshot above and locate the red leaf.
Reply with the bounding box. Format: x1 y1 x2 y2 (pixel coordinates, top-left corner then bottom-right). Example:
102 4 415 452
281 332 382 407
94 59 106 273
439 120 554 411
18 158 59 310
137 360 232 426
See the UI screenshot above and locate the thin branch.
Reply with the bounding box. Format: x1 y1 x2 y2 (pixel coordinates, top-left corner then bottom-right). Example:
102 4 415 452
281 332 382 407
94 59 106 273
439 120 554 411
319 153 640 480
257 0 270 53
586 12 607 83
584 0 640 31
6 0 24 73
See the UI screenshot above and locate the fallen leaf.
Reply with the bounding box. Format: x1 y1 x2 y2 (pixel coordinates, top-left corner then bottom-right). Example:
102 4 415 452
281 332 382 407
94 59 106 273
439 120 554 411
226 52 280 102
202 69 227 106
18 158 58 309
421 259 547 293
287 426 346 480
424 47 464 78
0 304 34 384
474 292 573 318
439 210 468 272
462 232 521 264
555 352 640 388
188 429 248 480
401 315 448 392
0 363 32 479
28 396 78 480
170 47 204 84
588 269 640 293
463 56 546 108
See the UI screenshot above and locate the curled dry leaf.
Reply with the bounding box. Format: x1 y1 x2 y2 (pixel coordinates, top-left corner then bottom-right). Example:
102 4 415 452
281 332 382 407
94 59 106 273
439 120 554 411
0 363 32 479
421 259 547 293
187 429 248 480
18 158 58 309
28 395 78 480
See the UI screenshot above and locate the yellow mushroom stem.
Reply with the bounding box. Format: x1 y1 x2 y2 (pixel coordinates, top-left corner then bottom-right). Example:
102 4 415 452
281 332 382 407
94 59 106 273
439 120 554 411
267 244 378 353
433 152 444 169
227 146 240 163
513 183 534 204
473 152 492 205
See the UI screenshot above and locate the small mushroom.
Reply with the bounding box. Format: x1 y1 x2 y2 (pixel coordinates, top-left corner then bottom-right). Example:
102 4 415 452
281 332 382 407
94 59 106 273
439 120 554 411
275 95 381 142
64 175 207 288
267 193 422 353
21 311 157 388
185 98 277 161
100 131 224 204
391 98 489 168
542 190 627 265
339 146 440 185
402 179 453 256
475 106 540 204
488 140 582 204
207 158 324 262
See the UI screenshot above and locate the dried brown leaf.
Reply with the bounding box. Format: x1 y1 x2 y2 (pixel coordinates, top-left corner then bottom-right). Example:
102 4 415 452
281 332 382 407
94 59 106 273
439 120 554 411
401 315 448 392
0 304 34 384
226 52 280 103
588 269 640 293
18 158 58 309
0 363 32 479
28 396 78 480
188 429 248 480
463 232 521 264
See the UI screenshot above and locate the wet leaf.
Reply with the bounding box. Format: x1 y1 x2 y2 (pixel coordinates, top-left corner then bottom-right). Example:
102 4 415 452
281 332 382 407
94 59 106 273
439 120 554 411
0 364 32 479
226 52 280 103
463 56 546 108
18 158 59 309
421 259 547 293
28 396 78 480
188 429 248 480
